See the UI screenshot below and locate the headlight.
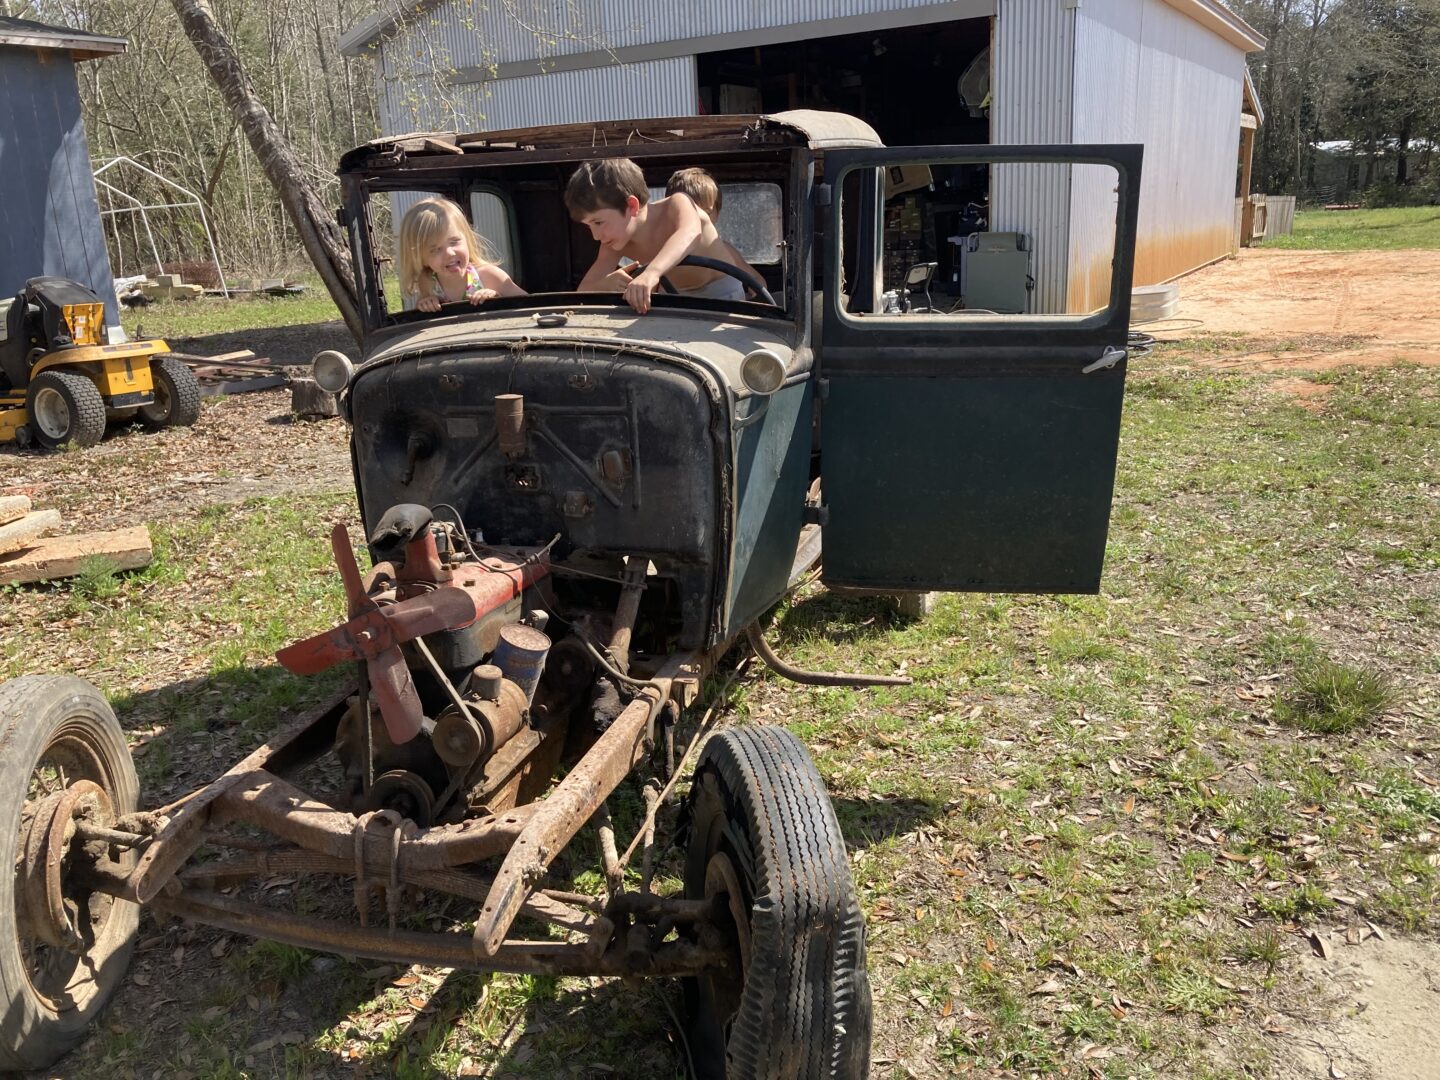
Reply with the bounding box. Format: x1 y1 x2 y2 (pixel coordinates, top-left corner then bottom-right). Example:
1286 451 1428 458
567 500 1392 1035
312 350 354 393
740 349 786 396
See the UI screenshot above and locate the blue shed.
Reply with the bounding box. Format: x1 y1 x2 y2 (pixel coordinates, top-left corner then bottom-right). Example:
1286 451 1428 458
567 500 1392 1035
0 17 127 337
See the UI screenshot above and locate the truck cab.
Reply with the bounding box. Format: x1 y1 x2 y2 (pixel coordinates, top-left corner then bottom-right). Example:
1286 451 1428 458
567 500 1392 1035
333 111 1142 655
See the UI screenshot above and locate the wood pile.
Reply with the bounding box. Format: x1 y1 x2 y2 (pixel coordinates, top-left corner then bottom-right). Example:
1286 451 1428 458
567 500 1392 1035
166 349 291 396
0 495 152 586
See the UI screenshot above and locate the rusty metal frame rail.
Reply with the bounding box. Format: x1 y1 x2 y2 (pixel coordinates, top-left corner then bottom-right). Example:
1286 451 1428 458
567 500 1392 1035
129 681 355 902
149 888 728 977
472 652 696 957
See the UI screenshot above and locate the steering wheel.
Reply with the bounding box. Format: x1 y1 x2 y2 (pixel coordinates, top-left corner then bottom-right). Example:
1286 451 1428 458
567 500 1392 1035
628 255 776 306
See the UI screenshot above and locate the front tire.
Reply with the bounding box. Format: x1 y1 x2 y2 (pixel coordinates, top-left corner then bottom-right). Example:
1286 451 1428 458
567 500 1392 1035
0 676 140 1072
25 372 106 450
683 726 872 1079
139 356 201 430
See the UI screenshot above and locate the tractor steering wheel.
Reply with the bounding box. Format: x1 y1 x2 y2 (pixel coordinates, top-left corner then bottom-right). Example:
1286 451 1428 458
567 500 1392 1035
628 255 776 306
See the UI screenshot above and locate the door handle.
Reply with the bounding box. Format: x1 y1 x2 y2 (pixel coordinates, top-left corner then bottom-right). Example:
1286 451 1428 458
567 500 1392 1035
1082 346 1127 374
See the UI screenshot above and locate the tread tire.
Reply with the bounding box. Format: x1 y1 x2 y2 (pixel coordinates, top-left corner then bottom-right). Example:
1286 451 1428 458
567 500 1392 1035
139 356 201 429
25 372 106 450
0 676 139 1072
683 725 871 1079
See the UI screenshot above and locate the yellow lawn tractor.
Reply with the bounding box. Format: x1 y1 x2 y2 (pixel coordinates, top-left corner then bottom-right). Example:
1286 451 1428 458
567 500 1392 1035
0 276 201 450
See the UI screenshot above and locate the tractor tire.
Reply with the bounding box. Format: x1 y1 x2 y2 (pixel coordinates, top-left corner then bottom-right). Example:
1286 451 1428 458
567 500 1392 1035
139 356 201 430
25 371 106 450
0 676 139 1072
683 726 872 1079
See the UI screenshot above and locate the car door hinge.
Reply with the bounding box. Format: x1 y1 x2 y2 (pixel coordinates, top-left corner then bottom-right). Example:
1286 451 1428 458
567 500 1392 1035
813 183 832 209
816 377 830 400
804 502 830 526
1082 346 1126 374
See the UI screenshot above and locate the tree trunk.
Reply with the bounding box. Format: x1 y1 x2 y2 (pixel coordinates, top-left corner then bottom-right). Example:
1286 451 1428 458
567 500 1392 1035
1396 118 1411 186
168 0 363 340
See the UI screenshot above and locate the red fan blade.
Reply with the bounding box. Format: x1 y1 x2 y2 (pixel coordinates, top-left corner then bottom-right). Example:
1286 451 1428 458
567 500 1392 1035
367 646 424 744
276 587 477 676
331 522 372 618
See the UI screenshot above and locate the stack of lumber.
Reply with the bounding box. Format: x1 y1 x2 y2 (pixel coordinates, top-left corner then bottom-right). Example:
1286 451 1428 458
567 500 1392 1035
0 495 152 586
166 350 290 397
139 273 204 301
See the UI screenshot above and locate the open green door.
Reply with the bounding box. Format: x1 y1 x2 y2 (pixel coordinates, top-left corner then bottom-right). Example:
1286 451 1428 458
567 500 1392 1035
818 144 1143 594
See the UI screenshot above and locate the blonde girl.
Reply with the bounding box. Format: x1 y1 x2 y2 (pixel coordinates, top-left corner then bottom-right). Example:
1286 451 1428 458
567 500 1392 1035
398 197 525 312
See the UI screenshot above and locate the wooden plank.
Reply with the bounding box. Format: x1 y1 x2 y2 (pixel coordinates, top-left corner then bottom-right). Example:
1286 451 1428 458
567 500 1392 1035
199 374 289 397
190 361 280 377
0 509 61 557
0 494 31 527
0 525 151 585
168 353 274 370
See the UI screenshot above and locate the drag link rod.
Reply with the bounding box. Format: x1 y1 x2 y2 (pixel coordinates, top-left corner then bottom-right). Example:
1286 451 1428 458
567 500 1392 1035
745 621 912 687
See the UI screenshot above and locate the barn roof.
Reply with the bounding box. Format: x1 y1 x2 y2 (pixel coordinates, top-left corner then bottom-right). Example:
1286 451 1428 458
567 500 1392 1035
0 16 126 60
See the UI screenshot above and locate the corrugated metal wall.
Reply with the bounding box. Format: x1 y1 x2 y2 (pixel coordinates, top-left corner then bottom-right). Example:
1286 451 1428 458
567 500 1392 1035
458 57 695 130
990 0 1075 313
0 49 120 329
381 55 696 134
1070 0 1245 307
373 0 992 132
378 0 979 75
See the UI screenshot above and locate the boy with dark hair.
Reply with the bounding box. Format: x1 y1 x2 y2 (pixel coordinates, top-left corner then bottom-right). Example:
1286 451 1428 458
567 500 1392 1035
565 157 752 314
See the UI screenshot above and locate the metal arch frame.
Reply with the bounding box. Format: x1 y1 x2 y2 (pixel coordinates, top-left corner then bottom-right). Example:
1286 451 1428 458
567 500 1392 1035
92 157 229 296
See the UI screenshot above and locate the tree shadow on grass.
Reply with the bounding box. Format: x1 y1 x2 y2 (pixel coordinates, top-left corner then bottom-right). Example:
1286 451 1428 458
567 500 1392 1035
106 662 352 809
832 794 946 850
169 320 352 366
773 588 923 646
337 968 691 1079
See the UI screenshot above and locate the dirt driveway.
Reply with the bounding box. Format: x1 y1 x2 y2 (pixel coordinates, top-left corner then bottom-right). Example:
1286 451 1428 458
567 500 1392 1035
1157 248 1440 369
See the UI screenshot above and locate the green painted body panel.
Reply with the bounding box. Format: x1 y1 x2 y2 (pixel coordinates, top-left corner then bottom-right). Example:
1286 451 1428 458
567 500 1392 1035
820 374 1125 592
818 144 1143 595
724 379 815 636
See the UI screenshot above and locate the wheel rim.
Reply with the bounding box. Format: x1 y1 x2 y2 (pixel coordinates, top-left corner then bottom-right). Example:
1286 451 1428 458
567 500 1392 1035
31 387 71 441
149 377 172 421
700 848 752 1041
14 729 133 1015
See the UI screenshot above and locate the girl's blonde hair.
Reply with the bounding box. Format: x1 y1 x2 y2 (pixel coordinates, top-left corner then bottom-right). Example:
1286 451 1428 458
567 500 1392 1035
397 197 499 299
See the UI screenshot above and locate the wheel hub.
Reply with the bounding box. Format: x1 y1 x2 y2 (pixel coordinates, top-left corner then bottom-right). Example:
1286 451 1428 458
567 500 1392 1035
704 850 751 979
19 779 114 951
31 387 70 440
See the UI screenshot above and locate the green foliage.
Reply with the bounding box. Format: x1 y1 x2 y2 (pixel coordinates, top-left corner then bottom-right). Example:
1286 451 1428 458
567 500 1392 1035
1273 658 1395 734
70 556 125 601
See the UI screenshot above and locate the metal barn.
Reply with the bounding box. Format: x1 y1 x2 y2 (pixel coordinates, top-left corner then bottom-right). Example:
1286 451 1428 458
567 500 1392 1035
342 0 1264 313
0 17 126 336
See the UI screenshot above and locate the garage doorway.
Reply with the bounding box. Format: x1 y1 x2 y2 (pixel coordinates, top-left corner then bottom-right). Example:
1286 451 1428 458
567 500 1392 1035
697 19 992 301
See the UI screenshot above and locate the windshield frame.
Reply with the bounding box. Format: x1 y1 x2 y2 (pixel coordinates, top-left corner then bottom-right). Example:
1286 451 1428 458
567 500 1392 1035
339 144 808 338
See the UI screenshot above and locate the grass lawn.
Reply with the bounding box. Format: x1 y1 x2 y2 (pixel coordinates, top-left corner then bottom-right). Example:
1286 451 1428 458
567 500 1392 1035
119 271 418 340
120 274 344 340
3 343 1436 1078
1262 206 1440 250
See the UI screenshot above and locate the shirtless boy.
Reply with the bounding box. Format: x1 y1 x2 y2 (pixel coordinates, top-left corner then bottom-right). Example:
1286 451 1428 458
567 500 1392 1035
565 157 750 314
